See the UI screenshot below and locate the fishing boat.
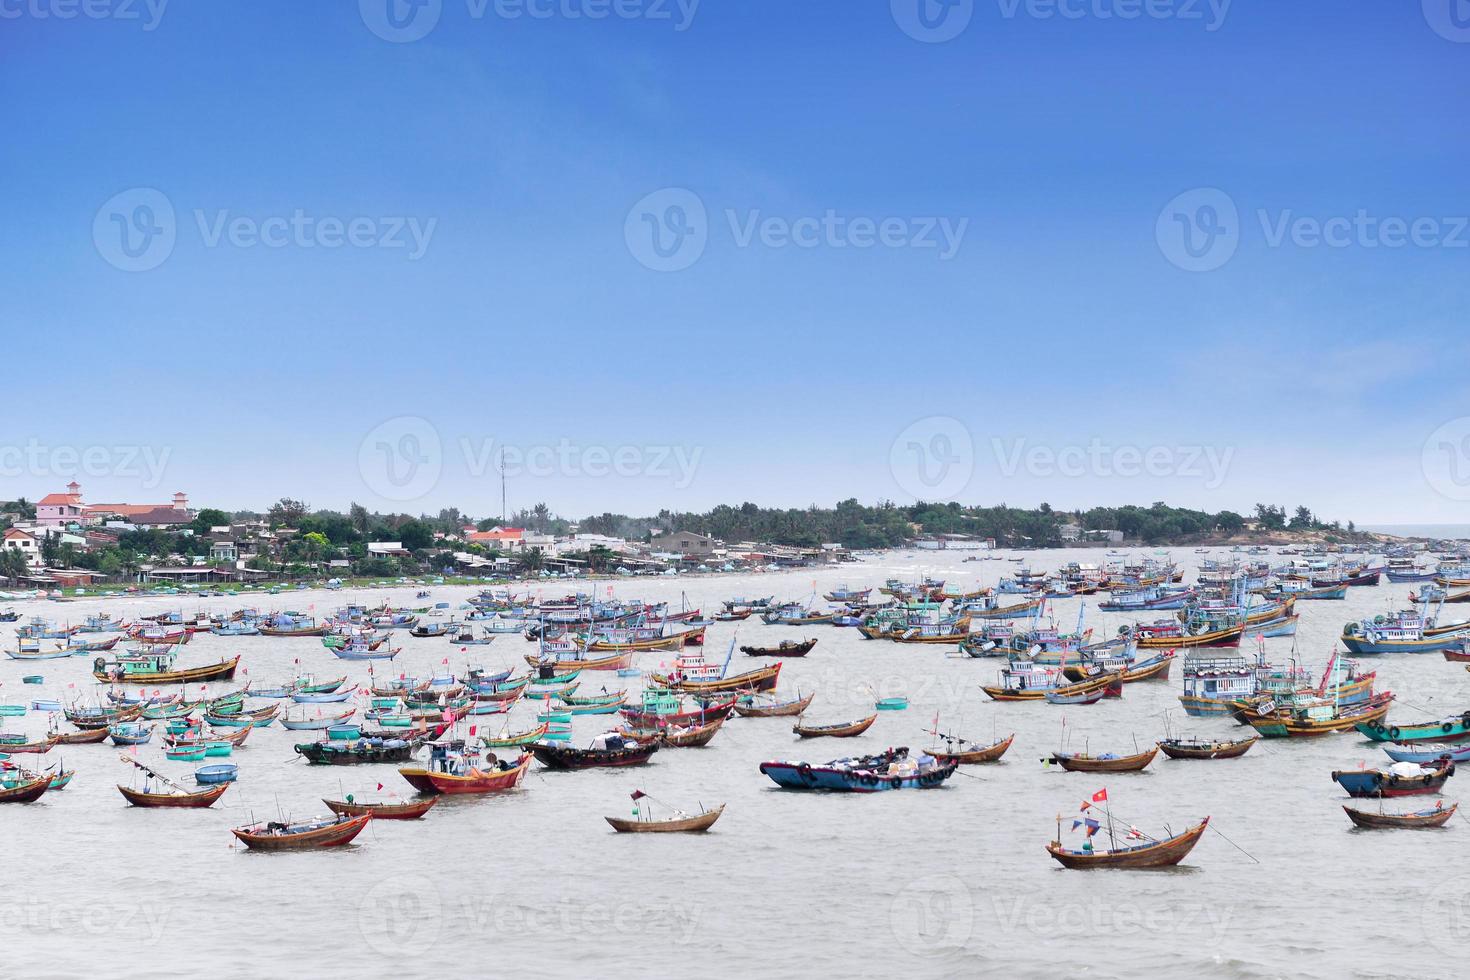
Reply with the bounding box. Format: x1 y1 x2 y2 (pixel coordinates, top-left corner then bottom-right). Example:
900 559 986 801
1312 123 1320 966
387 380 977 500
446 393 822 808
422 751 532 794
280 708 357 731
733 691 815 718
53 727 110 745
257 617 330 638
606 791 725 833
1343 801 1457 829
1049 747 1157 772
291 688 356 704
481 723 550 748
1341 608 1470 655
195 763 239 784
0 769 52 803
1047 816 1209 869
1333 760 1455 797
117 756 229 807
1383 741 1470 764
0 734 58 754
295 736 419 765
649 645 781 695
792 714 877 739
557 690 628 715
92 650 241 685
1357 712 1470 743
925 732 1015 764
530 733 661 770
107 723 154 746
230 813 372 850
1157 736 1258 760
324 796 439 819
620 714 727 748
1245 692 1393 738
526 650 633 673
740 638 817 658
759 746 957 791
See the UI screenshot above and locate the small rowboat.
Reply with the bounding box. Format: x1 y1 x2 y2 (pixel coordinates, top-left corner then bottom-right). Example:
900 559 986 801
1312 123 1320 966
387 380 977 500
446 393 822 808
323 796 439 819
926 733 1015 764
195 764 239 785
1157 736 1259 760
1045 687 1106 706
874 697 909 711
165 745 208 762
792 714 877 739
620 714 727 748
530 736 660 770
481 723 549 748
1047 817 1209 869
423 753 533 794
1049 746 1158 773
230 813 372 850
733 691 815 718
606 803 725 833
0 735 58 754
1343 802 1458 829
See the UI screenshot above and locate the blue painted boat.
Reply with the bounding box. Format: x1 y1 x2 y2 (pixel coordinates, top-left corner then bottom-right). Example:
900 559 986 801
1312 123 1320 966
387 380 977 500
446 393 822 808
617 668 641 678
194 763 238 785
1333 761 1454 797
759 749 957 791
332 646 398 661
108 723 154 745
874 697 909 711
291 688 355 704
327 724 362 740
21 676 43 685
29 700 61 712
1383 742 1470 765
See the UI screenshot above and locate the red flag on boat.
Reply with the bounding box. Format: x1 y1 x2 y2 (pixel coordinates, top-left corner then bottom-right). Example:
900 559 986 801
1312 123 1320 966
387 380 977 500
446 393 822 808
1079 801 1090 812
469 726 477 736
377 782 383 790
631 790 647 800
442 657 448 665
1092 788 1108 803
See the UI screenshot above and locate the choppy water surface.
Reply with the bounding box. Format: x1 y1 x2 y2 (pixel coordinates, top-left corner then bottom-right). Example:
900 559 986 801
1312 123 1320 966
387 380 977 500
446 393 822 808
2 548 1466 979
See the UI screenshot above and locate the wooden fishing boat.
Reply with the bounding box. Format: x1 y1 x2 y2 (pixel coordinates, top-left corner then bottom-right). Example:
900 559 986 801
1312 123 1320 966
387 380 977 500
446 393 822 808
53 727 110 745
118 781 229 808
1120 652 1175 683
1157 736 1258 760
423 752 532 794
1049 746 1158 772
530 734 660 770
926 733 1015 764
230 813 372 850
1134 623 1244 649
740 638 817 658
324 796 439 819
524 650 634 672
1047 817 1208 869
606 803 725 833
1343 801 1457 829
257 622 330 637
1246 693 1393 738
93 653 241 685
0 734 58 754
0 770 52 803
792 714 877 739
1045 687 1107 706
480 723 550 748
280 708 356 731
1357 712 1470 743
1333 760 1455 797
587 629 699 653
733 691 815 718
45 767 75 790
295 737 419 765
651 663 781 695
620 714 726 748
759 747 958 791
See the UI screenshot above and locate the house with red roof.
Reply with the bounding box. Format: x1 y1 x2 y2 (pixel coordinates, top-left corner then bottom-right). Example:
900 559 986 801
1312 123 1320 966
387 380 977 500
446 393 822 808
465 527 526 551
2 528 41 567
37 482 85 526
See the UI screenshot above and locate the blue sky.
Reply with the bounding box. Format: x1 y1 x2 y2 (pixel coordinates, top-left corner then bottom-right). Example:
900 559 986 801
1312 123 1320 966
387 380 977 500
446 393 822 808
3 1 1468 524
